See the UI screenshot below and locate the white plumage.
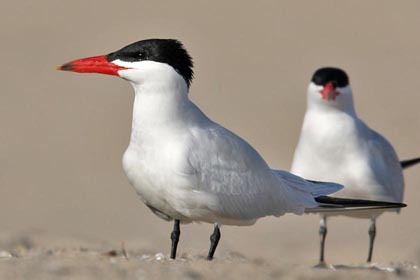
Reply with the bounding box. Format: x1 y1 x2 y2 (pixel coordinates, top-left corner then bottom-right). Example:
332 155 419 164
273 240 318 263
292 82 404 210
291 68 405 263
120 61 341 226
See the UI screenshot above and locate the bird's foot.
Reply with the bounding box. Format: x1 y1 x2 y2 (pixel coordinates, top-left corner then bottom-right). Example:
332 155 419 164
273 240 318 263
313 262 331 269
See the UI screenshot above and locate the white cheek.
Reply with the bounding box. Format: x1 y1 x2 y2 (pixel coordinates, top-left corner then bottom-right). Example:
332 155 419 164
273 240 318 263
113 60 163 81
113 59 146 68
113 60 184 88
117 69 140 81
308 82 323 91
307 83 323 97
337 85 351 95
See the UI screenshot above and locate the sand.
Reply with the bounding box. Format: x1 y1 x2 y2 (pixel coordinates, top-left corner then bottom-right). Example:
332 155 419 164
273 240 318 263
1 0 420 279
0 230 419 280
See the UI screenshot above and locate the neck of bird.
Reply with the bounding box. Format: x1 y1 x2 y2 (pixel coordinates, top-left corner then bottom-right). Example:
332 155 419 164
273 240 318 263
307 94 357 117
129 80 190 145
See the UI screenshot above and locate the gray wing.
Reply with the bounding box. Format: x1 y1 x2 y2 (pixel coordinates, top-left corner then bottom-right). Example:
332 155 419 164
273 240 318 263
185 122 320 220
366 128 404 202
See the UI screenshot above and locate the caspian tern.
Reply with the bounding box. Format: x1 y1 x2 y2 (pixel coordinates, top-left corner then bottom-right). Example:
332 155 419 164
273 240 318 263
291 67 416 264
58 41 406 260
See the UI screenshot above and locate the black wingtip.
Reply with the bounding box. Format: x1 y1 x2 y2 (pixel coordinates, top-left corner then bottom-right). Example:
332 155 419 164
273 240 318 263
315 196 406 209
401 157 420 169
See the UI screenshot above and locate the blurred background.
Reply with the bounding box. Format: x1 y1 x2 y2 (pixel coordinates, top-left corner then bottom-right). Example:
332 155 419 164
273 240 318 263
1 0 419 266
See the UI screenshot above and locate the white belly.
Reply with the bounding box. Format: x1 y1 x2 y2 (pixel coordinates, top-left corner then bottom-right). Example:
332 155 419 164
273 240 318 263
122 145 191 221
122 146 260 226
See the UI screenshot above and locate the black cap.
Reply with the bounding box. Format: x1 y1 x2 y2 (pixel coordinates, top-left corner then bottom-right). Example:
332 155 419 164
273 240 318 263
107 39 194 87
311 67 349 87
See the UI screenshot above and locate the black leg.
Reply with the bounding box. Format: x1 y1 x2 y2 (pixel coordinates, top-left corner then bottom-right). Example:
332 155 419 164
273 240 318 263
207 224 221 260
319 216 327 265
367 218 376 263
170 219 180 259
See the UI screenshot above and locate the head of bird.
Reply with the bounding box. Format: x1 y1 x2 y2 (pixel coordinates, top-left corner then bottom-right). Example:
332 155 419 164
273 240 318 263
58 39 194 90
307 67 354 112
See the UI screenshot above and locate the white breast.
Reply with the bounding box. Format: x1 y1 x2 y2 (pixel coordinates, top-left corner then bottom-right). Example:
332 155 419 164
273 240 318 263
291 110 402 202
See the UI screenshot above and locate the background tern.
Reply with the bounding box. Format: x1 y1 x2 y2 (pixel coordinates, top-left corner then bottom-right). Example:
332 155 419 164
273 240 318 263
291 67 417 265
58 40 405 260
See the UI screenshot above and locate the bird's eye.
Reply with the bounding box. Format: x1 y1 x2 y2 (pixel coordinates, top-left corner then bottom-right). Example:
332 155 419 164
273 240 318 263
137 52 146 59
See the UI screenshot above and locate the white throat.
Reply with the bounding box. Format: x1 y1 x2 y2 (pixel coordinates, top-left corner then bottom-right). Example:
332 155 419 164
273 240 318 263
116 62 191 147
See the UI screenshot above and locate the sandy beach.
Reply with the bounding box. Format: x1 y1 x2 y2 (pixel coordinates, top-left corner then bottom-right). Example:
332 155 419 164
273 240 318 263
1 1 420 279
0 226 419 279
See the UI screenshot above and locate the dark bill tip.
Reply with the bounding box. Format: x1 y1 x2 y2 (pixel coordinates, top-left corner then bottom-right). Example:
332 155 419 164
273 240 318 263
57 63 73 71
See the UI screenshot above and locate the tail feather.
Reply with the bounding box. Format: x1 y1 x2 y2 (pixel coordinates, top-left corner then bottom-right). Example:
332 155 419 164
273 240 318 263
272 170 343 197
305 179 344 196
305 196 407 213
401 157 420 169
